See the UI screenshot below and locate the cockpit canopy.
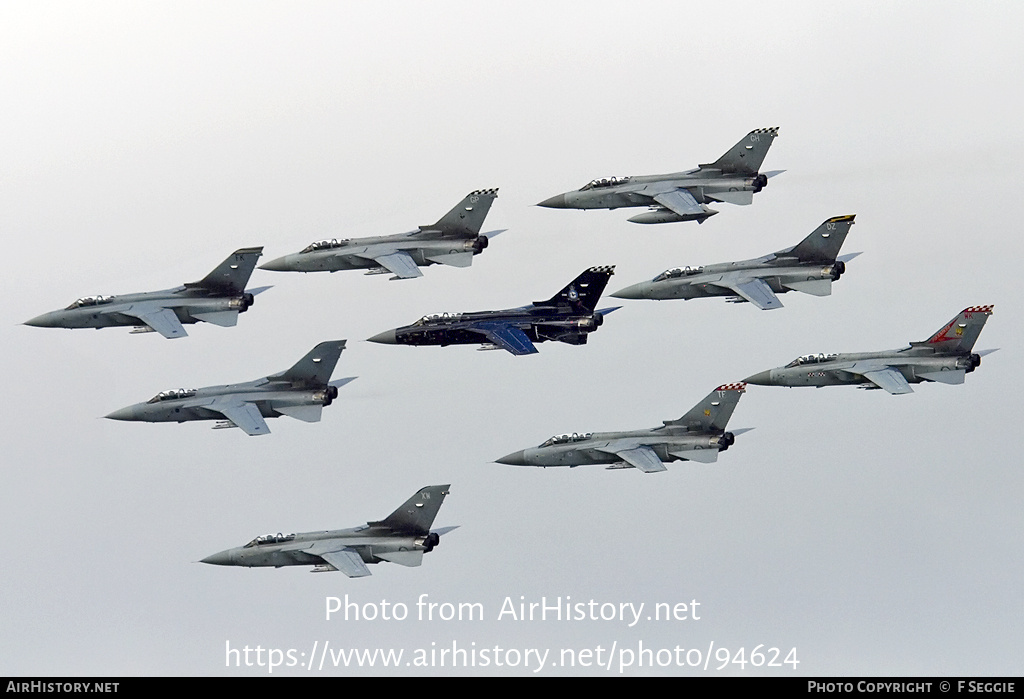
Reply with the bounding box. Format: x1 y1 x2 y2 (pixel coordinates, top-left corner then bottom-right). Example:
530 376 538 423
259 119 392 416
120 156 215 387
414 312 463 326
539 432 593 448
785 353 838 368
580 176 630 191
65 295 114 310
146 388 198 404
654 266 704 282
244 532 296 548
300 238 350 254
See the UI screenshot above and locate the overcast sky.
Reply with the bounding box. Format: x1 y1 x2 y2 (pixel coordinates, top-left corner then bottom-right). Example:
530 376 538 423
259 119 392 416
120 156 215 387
2 1 1021 676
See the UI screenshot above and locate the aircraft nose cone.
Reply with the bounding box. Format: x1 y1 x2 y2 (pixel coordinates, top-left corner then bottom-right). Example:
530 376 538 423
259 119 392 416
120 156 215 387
536 194 567 209
609 284 648 300
104 405 140 421
744 370 774 386
258 256 292 272
200 550 234 566
23 312 58 328
367 329 397 345
496 450 528 466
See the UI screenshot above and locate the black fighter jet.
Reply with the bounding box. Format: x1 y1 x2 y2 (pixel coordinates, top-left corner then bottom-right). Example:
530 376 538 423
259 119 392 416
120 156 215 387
367 266 619 355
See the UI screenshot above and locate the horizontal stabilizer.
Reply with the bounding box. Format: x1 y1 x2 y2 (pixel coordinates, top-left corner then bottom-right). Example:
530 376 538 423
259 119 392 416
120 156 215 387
836 252 862 264
481 229 507 238
319 548 371 577
917 369 966 385
762 169 786 179
192 310 239 327
669 448 719 464
376 550 424 568
329 376 358 388
246 285 274 296
782 279 833 297
432 526 460 537
274 404 323 423
426 251 474 268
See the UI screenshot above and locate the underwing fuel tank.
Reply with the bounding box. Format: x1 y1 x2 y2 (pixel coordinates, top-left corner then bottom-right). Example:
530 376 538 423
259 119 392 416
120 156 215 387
628 208 718 224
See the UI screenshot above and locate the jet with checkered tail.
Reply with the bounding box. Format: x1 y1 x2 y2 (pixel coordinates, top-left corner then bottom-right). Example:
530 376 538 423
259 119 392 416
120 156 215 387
260 190 504 279
495 384 750 473
745 307 997 394
612 215 859 308
367 266 619 355
201 485 456 577
537 128 783 224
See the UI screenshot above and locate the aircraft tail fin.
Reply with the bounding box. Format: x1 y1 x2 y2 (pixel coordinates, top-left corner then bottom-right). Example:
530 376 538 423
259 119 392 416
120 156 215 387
426 189 498 238
918 306 994 353
664 383 746 432
534 266 615 313
187 247 264 294
783 215 855 263
370 485 451 536
700 127 779 175
268 340 347 387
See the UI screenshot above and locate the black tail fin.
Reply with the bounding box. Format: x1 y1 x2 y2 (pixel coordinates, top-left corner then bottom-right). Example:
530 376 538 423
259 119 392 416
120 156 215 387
425 189 498 238
700 127 779 175
187 247 263 294
369 485 451 535
534 266 615 313
267 340 346 387
783 215 855 263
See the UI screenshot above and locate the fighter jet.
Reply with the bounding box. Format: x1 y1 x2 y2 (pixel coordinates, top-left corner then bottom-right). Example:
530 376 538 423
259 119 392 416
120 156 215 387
496 383 749 473
367 266 618 355
23 248 268 339
104 340 354 435
745 307 996 394
259 189 504 279
537 128 783 224
201 485 455 577
612 215 860 309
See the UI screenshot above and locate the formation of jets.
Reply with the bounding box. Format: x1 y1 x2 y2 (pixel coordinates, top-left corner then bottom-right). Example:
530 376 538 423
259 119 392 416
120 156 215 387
23 129 998 576
367 266 618 355
202 485 455 576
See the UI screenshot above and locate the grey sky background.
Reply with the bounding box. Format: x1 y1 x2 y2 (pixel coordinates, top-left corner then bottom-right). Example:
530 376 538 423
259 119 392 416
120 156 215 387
2 1 1021 676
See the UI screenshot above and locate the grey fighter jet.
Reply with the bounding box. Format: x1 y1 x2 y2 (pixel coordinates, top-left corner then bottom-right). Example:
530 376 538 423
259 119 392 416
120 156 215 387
612 215 860 309
745 307 996 394
496 383 750 473
105 340 354 435
201 485 455 576
537 128 783 224
367 266 618 355
259 189 504 279
23 248 268 339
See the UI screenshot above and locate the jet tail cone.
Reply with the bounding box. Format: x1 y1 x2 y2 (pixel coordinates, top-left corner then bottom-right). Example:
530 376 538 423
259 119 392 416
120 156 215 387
743 370 773 386
367 329 398 345
537 194 568 209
